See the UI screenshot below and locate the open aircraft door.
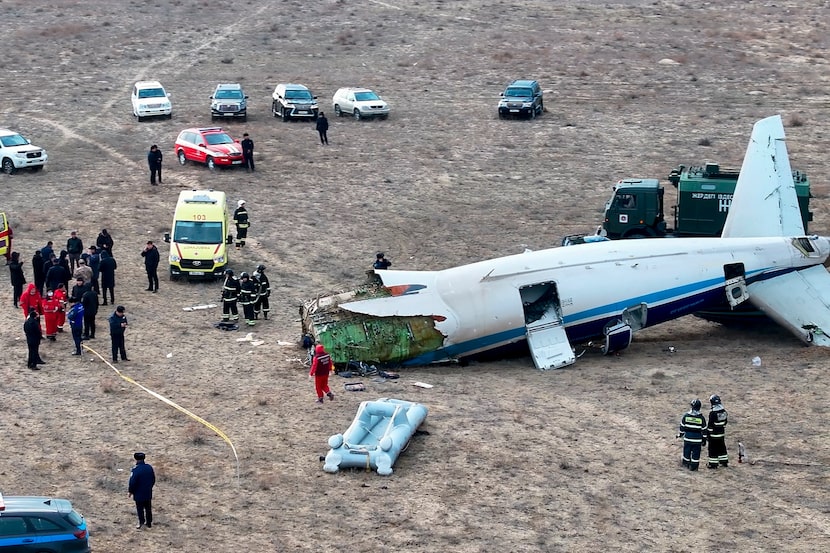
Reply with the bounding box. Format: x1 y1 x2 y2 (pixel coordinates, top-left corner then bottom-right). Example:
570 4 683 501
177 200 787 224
520 282 575 370
0 212 10 261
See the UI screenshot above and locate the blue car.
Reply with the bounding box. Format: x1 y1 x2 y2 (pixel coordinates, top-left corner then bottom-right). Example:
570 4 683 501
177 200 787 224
0 493 91 552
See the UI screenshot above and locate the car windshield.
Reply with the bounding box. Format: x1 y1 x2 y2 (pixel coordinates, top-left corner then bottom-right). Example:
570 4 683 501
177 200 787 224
173 221 223 244
354 91 380 101
286 90 312 100
0 134 28 147
138 88 166 99
204 133 234 145
215 90 243 99
505 87 532 98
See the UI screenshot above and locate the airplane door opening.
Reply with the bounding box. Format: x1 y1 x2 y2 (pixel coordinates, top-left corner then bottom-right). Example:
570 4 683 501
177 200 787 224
520 282 575 370
723 262 749 307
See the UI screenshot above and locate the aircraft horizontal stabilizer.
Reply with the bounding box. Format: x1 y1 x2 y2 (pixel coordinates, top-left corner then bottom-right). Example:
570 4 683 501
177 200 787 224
748 265 830 346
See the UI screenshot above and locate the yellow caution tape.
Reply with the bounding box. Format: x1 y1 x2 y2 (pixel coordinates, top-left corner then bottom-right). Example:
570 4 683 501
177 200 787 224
83 343 240 481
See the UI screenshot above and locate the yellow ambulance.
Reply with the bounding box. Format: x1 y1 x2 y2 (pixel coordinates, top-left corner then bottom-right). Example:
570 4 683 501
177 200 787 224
0 212 11 263
163 190 232 280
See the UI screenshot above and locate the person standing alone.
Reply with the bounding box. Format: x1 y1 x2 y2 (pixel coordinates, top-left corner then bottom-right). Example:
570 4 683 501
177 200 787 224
241 133 255 172
316 112 329 145
24 308 44 370
148 144 163 185
128 452 156 530
233 200 249 249
141 241 159 292
109 305 129 363
309 344 335 404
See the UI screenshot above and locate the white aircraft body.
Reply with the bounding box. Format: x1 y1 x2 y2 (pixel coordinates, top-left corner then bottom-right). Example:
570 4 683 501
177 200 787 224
301 115 830 369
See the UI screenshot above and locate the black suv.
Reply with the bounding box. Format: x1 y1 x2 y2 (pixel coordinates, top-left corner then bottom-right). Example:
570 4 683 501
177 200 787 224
0 493 91 552
497 79 543 119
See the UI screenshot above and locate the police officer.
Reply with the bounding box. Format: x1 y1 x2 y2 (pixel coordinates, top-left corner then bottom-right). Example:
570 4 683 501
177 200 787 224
221 269 240 323
373 252 392 270
233 200 249 248
707 394 729 468
678 398 707 471
238 272 257 326
253 264 271 320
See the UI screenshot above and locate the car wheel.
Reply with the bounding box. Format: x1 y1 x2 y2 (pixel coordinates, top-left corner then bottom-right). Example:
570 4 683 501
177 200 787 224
353 109 362 121
334 105 342 117
281 107 289 122
1 158 15 175
379 114 388 120
136 114 144 122
170 272 180 282
178 151 187 165
31 165 43 172
241 114 247 122
272 102 279 117
529 108 536 120
207 157 215 171
498 111 505 120
167 113 172 120
539 100 544 112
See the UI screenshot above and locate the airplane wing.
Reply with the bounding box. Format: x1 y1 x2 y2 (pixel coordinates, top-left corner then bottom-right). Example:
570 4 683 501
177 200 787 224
748 265 830 346
721 115 805 238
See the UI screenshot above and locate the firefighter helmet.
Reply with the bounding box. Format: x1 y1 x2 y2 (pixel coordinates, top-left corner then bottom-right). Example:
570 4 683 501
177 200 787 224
690 398 702 410
224 269 234 276
709 394 722 406
240 272 249 279
257 264 266 272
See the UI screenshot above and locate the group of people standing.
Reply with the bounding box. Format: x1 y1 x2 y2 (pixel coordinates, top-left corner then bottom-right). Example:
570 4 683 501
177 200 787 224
678 395 729 471
220 264 271 327
11 229 122 368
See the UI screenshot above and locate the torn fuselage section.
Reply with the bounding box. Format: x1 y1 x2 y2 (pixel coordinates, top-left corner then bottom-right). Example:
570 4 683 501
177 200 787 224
300 283 446 365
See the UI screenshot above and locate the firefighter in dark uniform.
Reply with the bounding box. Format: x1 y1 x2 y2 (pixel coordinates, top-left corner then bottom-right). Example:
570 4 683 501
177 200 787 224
707 394 729 468
233 200 249 248
238 272 257 326
220 269 240 322
678 398 707 471
252 264 271 320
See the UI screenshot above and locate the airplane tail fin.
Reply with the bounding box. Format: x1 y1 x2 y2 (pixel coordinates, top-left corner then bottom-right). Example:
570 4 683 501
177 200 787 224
721 115 804 238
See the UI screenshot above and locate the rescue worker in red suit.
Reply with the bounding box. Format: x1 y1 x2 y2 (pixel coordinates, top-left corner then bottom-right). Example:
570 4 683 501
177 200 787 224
42 290 61 341
20 283 43 320
53 283 68 332
309 344 335 404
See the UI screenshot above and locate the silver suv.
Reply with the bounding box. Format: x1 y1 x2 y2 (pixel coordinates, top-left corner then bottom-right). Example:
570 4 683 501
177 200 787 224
0 128 48 174
210 83 248 121
272 83 319 121
497 79 543 119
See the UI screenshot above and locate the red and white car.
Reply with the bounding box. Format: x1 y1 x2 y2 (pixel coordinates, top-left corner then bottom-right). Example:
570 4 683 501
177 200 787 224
174 127 244 170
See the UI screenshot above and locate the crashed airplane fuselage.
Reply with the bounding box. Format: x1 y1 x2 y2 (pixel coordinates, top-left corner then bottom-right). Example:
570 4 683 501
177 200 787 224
301 116 830 369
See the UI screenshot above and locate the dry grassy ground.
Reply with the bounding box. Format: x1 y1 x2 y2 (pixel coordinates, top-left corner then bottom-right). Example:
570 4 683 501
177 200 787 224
1 0 829 551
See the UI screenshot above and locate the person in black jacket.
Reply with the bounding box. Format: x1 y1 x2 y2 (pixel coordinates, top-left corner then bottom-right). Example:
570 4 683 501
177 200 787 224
128 452 156 530
45 257 68 293
316 112 329 145
220 269 240 322
87 245 101 295
96 229 114 255
9 251 26 308
32 250 45 296
24 308 44 369
66 231 84 274
241 133 254 172
81 287 99 340
678 398 707 471
141 241 160 292
147 144 163 185
108 305 128 363
99 250 117 305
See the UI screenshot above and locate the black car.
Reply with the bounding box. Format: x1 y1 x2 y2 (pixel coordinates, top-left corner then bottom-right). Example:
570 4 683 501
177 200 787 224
0 493 91 552
497 79 544 119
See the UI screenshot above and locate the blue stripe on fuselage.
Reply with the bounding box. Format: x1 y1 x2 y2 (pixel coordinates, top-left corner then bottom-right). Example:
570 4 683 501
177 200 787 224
404 266 793 365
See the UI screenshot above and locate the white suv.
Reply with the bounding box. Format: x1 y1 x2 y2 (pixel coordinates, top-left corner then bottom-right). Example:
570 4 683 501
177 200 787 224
332 87 390 120
0 128 48 174
131 80 172 121
272 83 319 121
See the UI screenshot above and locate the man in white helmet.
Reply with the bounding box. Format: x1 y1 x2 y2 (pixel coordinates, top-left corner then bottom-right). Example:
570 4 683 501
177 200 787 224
233 199 249 248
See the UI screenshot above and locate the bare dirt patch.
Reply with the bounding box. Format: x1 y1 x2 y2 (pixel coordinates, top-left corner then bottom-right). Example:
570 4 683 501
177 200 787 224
1 1 829 551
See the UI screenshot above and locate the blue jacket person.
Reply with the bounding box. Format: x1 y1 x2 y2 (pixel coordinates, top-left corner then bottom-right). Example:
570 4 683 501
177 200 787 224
128 452 156 529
